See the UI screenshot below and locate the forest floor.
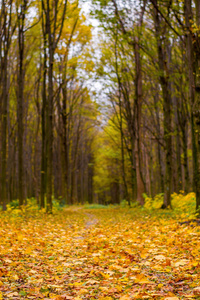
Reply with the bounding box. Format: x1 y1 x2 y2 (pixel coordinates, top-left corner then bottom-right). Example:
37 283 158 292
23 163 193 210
0 205 200 300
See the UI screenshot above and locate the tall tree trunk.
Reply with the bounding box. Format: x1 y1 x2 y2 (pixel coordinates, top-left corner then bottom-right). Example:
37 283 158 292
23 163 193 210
153 0 172 208
1 52 8 210
174 96 182 192
182 124 189 192
194 0 200 211
61 65 69 204
153 90 164 193
177 79 190 192
70 115 81 204
41 12 47 209
46 32 53 213
17 0 26 207
42 0 67 212
134 40 145 205
1 0 8 209
1 0 15 209
184 0 200 211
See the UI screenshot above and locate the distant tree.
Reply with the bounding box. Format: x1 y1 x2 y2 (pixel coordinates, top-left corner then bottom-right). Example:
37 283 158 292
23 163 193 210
0 0 16 210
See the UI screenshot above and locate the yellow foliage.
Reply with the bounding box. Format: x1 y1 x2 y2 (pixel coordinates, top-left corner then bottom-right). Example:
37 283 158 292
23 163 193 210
144 192 196 218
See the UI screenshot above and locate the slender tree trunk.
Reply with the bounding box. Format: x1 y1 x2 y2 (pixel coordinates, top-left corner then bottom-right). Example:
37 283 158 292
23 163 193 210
182 124 189 192
61 65 69 204
114 33 130 206
153 0 172 207
1 53 8 210
184 0 200 211
120 121 130 205
194 0 200 211
45 0 54 213
17 0 26 207
34 74 41 205
134 40 145 205
42 0 66 212
177 80 190 192
1 0 14 209
46 46 53 213
174 96 182 192
153 91 164 193
163 63 172 208
41 15 47 209
88 152 93 204
70 115 81 204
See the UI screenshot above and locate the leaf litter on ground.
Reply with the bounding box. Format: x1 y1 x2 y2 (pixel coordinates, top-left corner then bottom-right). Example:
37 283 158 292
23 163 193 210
0 205 199 299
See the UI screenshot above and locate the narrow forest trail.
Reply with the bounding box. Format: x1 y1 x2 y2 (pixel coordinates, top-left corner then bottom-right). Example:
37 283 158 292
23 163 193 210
0 208 199 300
84 213 99 229
71 210 99 240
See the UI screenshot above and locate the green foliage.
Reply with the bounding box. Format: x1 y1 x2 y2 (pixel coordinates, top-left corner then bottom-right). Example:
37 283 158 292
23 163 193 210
52 199 65 211
4 197 66 213
120 199 129 207
84 204 108 209
9 199 20 209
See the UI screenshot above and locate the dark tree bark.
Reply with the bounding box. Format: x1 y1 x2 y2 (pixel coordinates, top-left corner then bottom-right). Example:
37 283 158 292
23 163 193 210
174 95 182 192
1 1 8 210
184 0 200 212
114 37 130 206
134 39 145 205
176 88 190 193
0 0 15 210
194 0 200 212
111 0 147 205
42 0 67 212
152 0 172 208
17 0 27 207
153 89 164 193
40 8 47 209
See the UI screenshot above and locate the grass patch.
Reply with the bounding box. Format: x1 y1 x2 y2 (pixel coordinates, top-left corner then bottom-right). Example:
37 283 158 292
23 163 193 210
84 204 108 209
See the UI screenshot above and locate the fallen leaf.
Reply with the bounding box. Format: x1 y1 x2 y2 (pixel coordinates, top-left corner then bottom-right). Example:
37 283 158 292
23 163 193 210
164 297 179 300
193 287 200 295
119 296 131 300
7 292 19 297
174 260 188 267
135 274 152 284
154 255 166 260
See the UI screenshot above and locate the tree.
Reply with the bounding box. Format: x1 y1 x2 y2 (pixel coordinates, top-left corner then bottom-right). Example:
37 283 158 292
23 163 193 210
151 0 173 208
0 0 16 210
184 0 200 212
41 0 67 212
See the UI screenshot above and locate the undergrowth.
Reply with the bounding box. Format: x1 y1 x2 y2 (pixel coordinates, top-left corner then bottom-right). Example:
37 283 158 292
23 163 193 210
0 192 197 223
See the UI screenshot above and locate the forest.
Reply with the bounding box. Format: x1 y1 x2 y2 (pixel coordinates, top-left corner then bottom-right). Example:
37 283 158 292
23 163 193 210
0 0 200 299
0 0 200 212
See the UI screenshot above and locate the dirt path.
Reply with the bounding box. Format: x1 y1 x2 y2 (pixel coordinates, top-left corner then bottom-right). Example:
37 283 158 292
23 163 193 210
84 212 99 228
73 211 99 240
